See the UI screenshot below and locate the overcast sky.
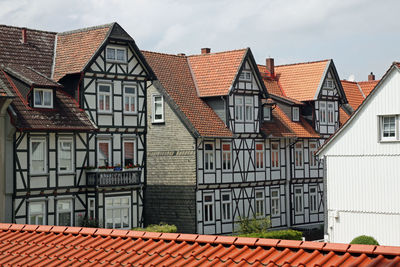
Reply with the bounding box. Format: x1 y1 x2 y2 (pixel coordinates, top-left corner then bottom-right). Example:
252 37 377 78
0 0 398 81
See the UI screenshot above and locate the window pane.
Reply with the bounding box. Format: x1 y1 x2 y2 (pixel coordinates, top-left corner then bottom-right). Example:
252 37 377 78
98 142 109 166
124 141 134 166
125 87 135 94
117 49 125 61
99 85 110 92
222 194 230 201
34 90 42 105
106 48 115 60
205 144 213 150
43 91 52 106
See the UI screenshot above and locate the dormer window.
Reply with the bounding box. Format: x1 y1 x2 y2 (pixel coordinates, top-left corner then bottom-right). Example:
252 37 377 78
33 88 53 108
239 71 251 81
292 107 300 121
263 105 271 121
106 46 127 63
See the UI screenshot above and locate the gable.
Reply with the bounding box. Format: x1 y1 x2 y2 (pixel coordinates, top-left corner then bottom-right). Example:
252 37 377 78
232 57 266 96
317 63 347 103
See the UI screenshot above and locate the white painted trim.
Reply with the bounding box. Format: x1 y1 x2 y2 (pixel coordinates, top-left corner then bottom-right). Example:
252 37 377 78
30 137 47 175
33 88 53 108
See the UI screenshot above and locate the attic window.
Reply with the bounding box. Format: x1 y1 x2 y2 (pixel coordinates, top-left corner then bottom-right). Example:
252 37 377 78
33 88 53 108
263 105 271 121
106 46 127 63
239 71 251 81
324 79 334 89
292 107 300 121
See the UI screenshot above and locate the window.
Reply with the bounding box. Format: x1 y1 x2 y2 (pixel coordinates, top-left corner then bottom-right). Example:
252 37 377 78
204 143 214 171
98 84 111 112
271 142 280 169
123 139 135 167
57 199 72 226
263 105 271 121
222 143 232 171
221 192 231 222
235 97 243 121
203 194 214 223
380 116 397 141
255 190 265 218
255 143 264 169
294 188 303 214
29 202 46 225
309 186 318 213
239 71 251 81
319 102 327 124
271 189 280 216
106 46 127 62
97 139 111 167
123 85 137 113
152 95 164 123
105 196 130 229
88 198 96 219
30 137 47 174
327 102 334 125
245 96 254 121
33 88 53 108
292 107 299 122
295 143 303 168
58 137 73 173
309 142 317 168
324 79 334 89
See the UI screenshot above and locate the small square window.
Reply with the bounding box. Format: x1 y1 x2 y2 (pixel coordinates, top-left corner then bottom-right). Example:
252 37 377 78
380 115 397 141
239 71 251 81
33 88 53 108
106 46 127 63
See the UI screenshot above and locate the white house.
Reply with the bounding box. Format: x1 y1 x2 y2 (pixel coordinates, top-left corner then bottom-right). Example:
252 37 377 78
318 62 400 246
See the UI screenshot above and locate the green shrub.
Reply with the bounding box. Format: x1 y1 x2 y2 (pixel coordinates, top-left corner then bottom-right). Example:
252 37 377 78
237 216 271 234
239 229 303 240
133 222 177 233
78 216 99 228
350 235 379 245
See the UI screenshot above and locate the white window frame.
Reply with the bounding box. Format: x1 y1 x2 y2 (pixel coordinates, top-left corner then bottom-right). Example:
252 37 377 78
58 137 74 173
28 201 46 225
271 189 280 217
327 102 335 125
309 186 318 213
204 142 215 172
239 70 251 81
33 88 53 108
324 79 334 89
294 188 304 215
105 196 131 229
309 142 318 168
203 193 214 224
152 94 164 123
295 142 303 168
255 189 265 218
245 96 254 122
221 192 232 222
106 45 127 63
98 83 112 113
222 142 232 171
271 142 280 170
88 198 96 219
123 84 137 114
56 199 73 226
97 138 112 167
380 115 397 142
255 142 264 170
235 96 244 122
292 107 300 122
319 101 327 124
123 139 136 167
263 105 271 121
30 137 47 175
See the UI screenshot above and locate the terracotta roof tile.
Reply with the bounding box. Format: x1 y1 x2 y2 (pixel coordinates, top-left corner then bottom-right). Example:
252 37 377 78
142 51 233 138
339 106 350 125
187 49 247 97
358 80 379 97
341 80 365 110
53 24 112 81
5 224 399 266
3 64 60 87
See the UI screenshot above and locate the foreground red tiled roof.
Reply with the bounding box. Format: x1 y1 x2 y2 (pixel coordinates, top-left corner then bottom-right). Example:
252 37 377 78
188 49 247 97
142 51 232 137
1 223 400 266
358 80 379 97
339 107 351 125
340 80 365 111
53 24 112 81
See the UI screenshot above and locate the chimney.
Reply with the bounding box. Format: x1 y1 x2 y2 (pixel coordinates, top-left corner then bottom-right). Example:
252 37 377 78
21 28 27 44
201 48 211 54
266 58 274 76
368 72 375 81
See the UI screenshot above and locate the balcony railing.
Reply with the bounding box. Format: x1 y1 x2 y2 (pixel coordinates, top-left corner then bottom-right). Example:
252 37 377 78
86 169 141 187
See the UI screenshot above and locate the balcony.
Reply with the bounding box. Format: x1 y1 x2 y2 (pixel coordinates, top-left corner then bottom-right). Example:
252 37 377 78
86 169 141 187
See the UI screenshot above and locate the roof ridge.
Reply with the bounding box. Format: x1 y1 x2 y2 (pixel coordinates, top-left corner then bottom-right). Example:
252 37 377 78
274 59 330 68
57 22 115 36
187 48 248 57
341 80 358 84
141 50 186 58
0 24 56 34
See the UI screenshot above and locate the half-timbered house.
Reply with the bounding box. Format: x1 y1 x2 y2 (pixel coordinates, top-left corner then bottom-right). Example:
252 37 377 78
0 23 155 229
144 49 350 234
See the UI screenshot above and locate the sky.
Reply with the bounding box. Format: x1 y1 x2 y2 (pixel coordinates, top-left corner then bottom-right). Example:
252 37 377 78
0 0 398 81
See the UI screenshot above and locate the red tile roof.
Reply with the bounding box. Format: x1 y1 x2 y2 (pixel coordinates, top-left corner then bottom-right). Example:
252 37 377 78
187 49 247 97
341 80 365 110
3 64 60 87
358 80 379 97
339 107 351 125
142 51 233 137
52 24 112 81
1 223 399 266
